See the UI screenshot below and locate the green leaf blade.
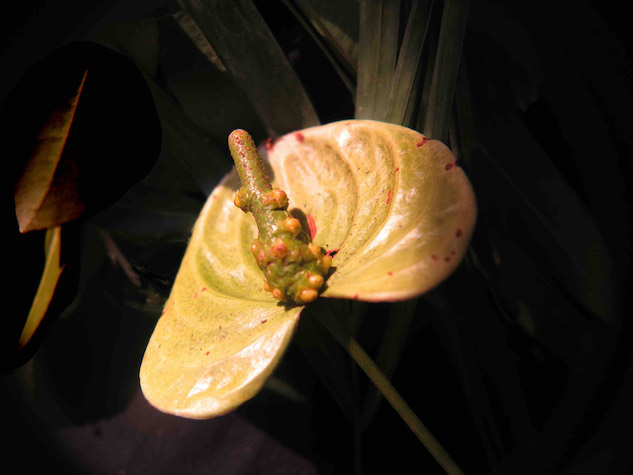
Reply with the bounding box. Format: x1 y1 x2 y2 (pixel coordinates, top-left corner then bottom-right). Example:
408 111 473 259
386 0 436 126
355 0 400 120
281 0 357 94
181 0 320 136
421 0 470 141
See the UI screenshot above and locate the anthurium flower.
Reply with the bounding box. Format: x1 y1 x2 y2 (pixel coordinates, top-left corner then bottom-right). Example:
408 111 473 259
140 120 476 419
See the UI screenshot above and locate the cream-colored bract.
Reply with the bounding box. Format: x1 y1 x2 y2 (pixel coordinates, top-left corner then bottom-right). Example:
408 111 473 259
140 120 476 419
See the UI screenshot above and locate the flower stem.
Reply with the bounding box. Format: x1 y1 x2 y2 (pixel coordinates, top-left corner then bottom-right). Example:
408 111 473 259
316 311 464 475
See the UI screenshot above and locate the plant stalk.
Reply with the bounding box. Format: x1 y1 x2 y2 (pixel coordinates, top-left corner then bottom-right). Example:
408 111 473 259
317 311 464 475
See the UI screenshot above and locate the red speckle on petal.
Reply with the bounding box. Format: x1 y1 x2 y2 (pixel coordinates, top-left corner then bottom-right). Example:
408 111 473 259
395 167 400 172
261 319 268 324
353 294 359 300
206 351 210 356
295 132 305 143
326 248 339 257
416 137 430 147
386 189 392 204
456 229 463 237
444 256 451 262
431 255 439 261
194 290 198 299
265 137 280 151
445 163 454 171
387 271 393 276
307 214 317 240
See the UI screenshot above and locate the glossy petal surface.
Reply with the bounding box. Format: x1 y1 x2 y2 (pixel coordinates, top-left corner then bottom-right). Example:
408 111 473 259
268 120 476 301
140 170 302 419
140 120 476 418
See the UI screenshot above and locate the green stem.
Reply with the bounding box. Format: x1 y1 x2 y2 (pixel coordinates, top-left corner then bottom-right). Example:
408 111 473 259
317 311 464 475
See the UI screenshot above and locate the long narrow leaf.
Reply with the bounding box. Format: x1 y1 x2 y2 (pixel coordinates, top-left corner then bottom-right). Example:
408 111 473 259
147 79 230 196
448 63 477 169
412 10 439 131
294 303 359 423
281 0 356 94
361 298 416 428
386 0 435 125
421 0 470 141
18 227 65 350
424 279 539 472
476 116 615 321
172 8 226 72
316 309 464 475
355 0 400 120
181 0 320 136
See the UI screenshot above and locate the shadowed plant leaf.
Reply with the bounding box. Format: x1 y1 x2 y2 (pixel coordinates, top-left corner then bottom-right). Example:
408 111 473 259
386 0 436 126
3 222 80 371
95 20 235 198
172 9 226 73
156 13 267 148
314 303 465 474
356 0 400 120
473 116 615 321
12 71 88 232
140 120 476 418
181 0 320 137
361 298 416 427
294 305 358 422
295 0 359 71
3 41 161 233
421 0 470 141
17 227 65 351
281 0 356 93
91 17 161 80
